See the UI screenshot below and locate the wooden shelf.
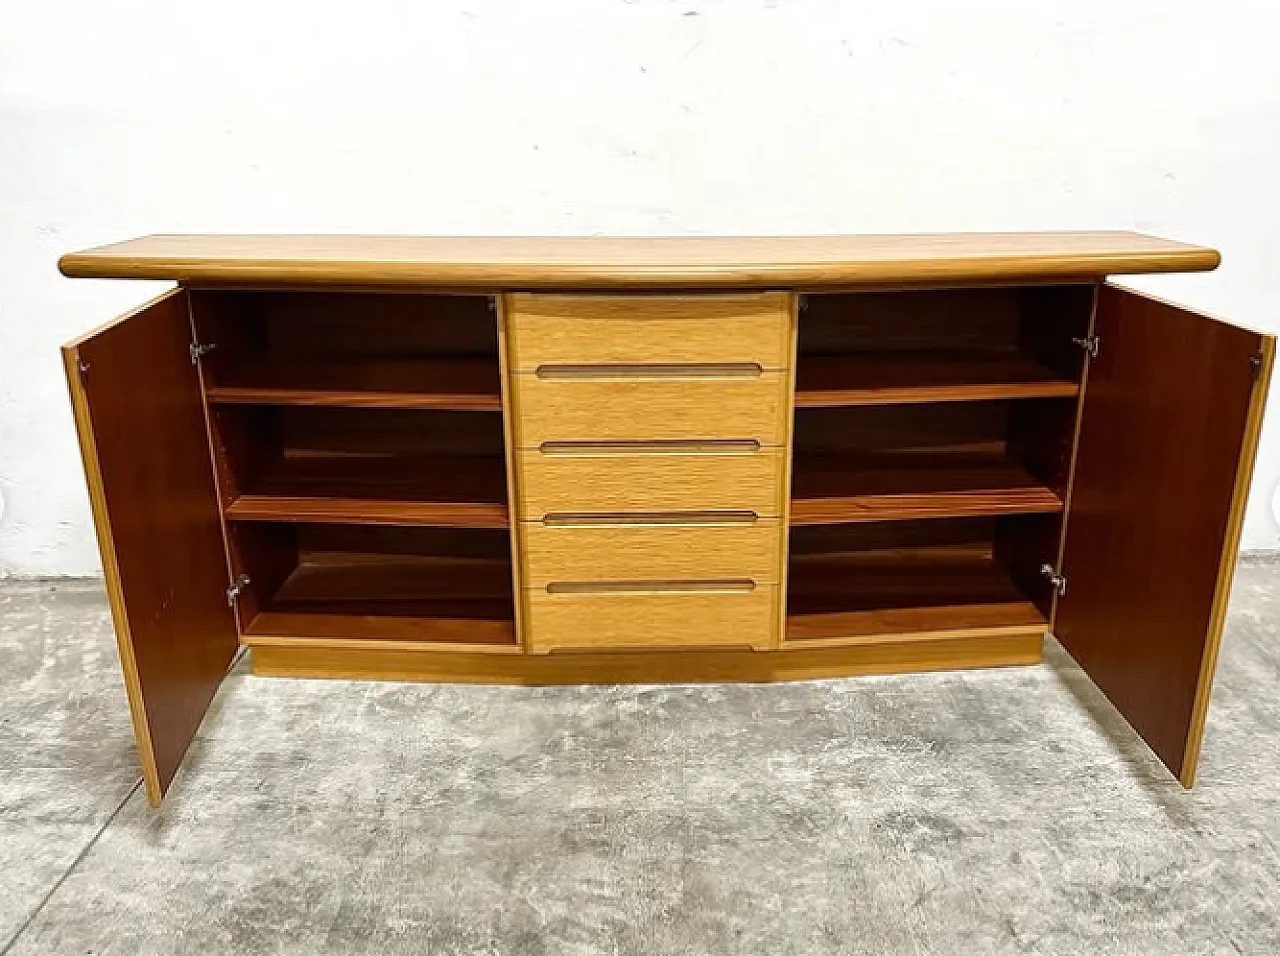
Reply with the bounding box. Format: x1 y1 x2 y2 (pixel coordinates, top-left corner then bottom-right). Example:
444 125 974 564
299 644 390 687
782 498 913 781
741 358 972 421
789 450 1063 525
794 350 1079 407
207 357 501 410
226 455 510 527
786 547 1046 644
243 550 516 647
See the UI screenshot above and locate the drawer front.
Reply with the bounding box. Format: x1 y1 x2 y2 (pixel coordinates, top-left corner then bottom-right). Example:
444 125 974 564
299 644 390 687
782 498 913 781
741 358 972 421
510 372 788 445
505 292 793 370
525 584 778 651
521 517 783 585
514 445 786 518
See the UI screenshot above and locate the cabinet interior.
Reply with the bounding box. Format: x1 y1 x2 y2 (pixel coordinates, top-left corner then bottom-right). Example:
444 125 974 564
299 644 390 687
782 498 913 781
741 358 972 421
786 285 1094 643
189 284 1094 652
190 290 515 646
231 522 517 646
195 290 501 409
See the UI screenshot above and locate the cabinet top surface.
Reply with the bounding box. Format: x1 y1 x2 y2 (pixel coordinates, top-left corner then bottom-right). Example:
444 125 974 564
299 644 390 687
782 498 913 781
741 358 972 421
59 231 1219 290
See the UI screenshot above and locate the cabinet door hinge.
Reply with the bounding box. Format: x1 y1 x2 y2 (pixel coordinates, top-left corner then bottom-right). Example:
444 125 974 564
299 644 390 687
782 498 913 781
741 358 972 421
190 341 217 364
226 573 251 606
1040 563 1068 597
1071 335 1101 360
1250 351 1265 381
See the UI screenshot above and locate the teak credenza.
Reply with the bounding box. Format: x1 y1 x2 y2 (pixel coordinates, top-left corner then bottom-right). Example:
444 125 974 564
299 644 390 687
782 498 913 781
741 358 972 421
59 233 1274 805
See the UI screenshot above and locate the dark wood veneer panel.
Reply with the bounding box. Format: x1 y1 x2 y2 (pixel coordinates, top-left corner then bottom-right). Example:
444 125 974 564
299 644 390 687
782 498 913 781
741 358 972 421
785 544 1045 642
794 351 1079 407
207 357 501 410
1054 284 1272 785
226 454 510 528
247 611 516 645
62 290 239 806
240 525 517 645
789 450 1063 524
191 290 502 409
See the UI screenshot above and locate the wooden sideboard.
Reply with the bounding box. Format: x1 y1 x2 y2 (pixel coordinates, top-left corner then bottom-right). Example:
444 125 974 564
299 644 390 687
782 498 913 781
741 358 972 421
59 232 1273 805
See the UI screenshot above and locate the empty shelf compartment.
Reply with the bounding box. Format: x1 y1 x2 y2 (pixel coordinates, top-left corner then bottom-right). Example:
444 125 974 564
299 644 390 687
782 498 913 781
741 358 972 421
795 286 1092 407
214 406 510 528
790 449 1062 524
208 357 501 410
227 453 510 527
794 350 1079 407
191 290 502 409
237 524 517 647
785 518 1049 645
790 400 1073 525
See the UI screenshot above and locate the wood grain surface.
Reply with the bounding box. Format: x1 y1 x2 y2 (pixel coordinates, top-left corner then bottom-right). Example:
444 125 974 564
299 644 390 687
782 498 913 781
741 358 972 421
524 585 778 652
794 351 1079 406
248 631 1043 683
59 232 1219 289
62 290 239 806
515 445 786 518
785 546 1046 644
520 517 782 584
505 292 792 366
789 450 1064 524
244 614 516 648
225 454 510 527
509 373 789 445
206 357 502 410
1053 283 1274 787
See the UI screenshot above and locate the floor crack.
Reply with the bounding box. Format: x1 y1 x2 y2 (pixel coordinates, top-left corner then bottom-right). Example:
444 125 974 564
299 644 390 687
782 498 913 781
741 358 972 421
0 777 142 955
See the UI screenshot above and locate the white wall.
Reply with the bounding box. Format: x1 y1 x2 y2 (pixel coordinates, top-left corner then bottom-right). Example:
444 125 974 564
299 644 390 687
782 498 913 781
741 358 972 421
2 0 1279 575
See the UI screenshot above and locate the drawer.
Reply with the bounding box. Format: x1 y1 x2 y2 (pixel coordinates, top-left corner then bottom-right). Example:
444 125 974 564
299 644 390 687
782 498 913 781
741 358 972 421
509 371 789 445
520 516 783 584
525 583 779 652
504 292 793 370
514 444 787 518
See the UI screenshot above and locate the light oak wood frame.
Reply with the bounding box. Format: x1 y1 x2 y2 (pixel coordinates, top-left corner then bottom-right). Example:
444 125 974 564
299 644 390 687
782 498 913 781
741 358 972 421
501 291 796 654
496 295 530 652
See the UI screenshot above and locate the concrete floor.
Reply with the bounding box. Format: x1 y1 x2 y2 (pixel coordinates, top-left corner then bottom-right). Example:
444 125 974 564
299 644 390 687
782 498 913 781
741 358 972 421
1 564 1278 956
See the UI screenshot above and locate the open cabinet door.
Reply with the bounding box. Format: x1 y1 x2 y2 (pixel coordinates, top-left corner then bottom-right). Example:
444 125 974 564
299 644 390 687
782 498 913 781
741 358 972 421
63 289 239 806
1054 283 1274 787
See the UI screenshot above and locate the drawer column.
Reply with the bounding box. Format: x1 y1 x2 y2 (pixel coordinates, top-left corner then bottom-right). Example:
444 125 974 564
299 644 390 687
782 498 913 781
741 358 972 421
501 292 798 654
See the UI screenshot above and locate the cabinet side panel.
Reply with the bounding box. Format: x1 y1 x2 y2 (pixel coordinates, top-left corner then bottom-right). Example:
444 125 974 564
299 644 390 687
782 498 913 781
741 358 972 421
497 295 529 651
776 294 800 648
62 289 239 805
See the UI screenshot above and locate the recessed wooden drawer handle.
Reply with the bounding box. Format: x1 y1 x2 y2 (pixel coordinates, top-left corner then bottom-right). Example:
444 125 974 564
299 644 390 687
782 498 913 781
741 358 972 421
542 510 760 527
545 579 757 595
535 363 764 380
538 439 762 456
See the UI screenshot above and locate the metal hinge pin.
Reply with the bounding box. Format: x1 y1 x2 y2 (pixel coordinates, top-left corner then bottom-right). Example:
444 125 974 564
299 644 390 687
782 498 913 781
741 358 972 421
1071 335 1100 360
1040 563 1068 597
190 342 217 364
226 573 251 606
